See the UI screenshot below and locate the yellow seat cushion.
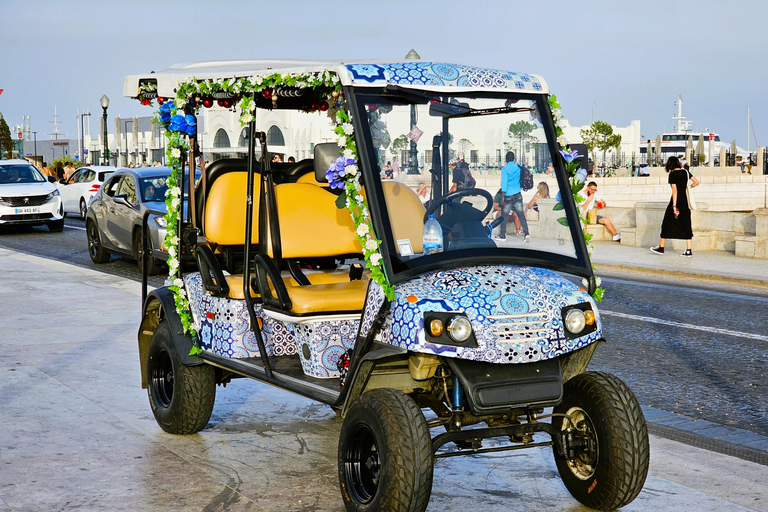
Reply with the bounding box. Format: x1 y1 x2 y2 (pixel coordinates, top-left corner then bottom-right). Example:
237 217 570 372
296 172 328 187
224 274 258 300
282 279 369 314
204 172 260 246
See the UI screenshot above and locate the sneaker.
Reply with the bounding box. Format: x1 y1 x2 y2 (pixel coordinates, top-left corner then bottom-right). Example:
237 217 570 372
493 234 506 240
612 233 621 242
523 235 530 243
650 246 664 255
681 249 692 258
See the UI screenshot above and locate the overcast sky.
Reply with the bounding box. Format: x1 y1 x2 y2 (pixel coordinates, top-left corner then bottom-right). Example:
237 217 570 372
1 0 765 151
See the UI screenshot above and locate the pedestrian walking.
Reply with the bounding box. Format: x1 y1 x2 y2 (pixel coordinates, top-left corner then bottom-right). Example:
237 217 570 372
64 161 76 180
54 161 65 181
498 151 529 242
651 156 700 257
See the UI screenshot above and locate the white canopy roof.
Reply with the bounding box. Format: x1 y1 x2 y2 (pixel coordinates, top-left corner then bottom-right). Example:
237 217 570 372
124 59 548 99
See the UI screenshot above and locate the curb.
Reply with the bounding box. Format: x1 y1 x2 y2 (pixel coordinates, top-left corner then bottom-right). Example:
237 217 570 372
593 262 768 292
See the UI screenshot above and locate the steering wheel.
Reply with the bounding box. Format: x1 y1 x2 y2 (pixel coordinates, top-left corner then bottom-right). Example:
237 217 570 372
423 188 494 223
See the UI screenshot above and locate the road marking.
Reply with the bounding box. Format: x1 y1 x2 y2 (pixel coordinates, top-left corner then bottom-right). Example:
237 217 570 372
602 310 768 342
65 225 86 231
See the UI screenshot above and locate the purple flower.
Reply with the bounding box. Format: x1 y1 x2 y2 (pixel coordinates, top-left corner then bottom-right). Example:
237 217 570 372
559 149 581 163
325 156 350 189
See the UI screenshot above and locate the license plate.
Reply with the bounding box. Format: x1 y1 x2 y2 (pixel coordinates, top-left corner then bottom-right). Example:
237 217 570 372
14 207 41 214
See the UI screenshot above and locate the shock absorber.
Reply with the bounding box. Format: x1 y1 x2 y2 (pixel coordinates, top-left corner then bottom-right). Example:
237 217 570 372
451 373 464 412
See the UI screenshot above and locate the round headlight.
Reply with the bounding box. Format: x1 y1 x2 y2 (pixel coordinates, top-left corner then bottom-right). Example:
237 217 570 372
447 316 472 343
565 309 587 334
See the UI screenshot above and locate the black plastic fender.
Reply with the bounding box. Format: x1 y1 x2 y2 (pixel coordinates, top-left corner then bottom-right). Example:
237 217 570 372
137 286 204 388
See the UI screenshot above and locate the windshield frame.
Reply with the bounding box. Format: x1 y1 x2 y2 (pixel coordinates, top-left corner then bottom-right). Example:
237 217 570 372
346 86 594 285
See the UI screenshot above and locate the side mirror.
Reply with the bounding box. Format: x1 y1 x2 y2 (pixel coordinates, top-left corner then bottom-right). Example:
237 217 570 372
47 176 56 183
113 194 132 207
429 99 470 117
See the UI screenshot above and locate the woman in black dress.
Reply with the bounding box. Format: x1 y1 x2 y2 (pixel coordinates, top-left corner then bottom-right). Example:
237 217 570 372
650 156 700 257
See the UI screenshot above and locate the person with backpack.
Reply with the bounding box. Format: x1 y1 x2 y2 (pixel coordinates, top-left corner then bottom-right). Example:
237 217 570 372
448 158 475 192
498 151 529 242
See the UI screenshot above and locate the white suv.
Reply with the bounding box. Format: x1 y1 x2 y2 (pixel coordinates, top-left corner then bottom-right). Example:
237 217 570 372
0 160 64 232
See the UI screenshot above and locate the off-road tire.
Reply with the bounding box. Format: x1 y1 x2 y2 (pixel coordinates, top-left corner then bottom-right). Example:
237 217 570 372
146 321 215 434
133 229 163 275
553 371 649 510
338 388 433 512
47 219 65 232
86 220 110 263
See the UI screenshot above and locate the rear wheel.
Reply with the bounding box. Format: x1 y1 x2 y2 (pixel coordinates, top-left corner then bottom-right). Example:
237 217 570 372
338 388 433 512
79 198 88 218
86 220 110 263
146 321 215 434
553 371 649 510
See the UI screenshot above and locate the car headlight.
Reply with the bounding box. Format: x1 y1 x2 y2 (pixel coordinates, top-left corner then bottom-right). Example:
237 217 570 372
447 316 473 343
564 308 587 335
45 189 61 201
154 217 167 228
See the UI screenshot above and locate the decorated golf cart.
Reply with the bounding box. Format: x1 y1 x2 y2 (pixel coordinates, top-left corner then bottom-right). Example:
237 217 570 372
127 58 648 512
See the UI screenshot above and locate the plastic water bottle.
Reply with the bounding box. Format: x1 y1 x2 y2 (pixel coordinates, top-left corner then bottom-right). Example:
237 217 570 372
422 214 443 255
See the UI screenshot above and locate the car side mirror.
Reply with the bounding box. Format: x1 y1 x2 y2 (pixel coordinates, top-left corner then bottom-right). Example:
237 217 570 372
48 176 57 183
113 194 132 207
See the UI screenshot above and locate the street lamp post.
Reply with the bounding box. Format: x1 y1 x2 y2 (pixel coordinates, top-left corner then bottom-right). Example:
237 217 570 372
405 49 421 175
32 131 37 167
123 119 133 167
80 110 90 165
100 95 109 165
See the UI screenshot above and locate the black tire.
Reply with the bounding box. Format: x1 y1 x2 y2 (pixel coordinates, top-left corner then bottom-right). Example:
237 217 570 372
86 219 110 263
146 321 215 434
553 371 649 511
79 198 88 219
133 229 163 275
338 388 433 512
47 219 65 232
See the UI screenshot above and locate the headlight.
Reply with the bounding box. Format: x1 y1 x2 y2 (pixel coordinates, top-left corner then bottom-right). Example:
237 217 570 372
564 309 587 334
154 217 167 228
45 189 61 201
428 318 444 337
447 316 472 343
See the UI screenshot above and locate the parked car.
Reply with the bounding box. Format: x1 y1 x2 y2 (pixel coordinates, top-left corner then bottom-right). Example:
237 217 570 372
0 159 64 232
57 165 116 218
85 167 194 274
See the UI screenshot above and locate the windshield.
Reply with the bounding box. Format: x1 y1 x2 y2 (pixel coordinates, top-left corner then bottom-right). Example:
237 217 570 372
354 91 588 280
0 164 46 184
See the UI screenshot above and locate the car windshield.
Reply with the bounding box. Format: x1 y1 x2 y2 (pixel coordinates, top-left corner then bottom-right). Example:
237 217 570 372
0 164 46 184
354 91 588 279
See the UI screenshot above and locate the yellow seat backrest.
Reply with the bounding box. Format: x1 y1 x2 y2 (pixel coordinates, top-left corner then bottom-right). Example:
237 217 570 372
272 183 361 258
204 172 260 246
296 172 328 187
382 181 426 254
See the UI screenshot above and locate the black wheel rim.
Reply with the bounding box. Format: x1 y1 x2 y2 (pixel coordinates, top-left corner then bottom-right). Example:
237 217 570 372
343 423 380 505
149 348 174 408
87 224 100 259
80 200 87 218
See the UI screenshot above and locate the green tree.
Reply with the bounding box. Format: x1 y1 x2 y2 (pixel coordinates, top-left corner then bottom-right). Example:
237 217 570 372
0 114 13 159
580 121 622 168
506 121 538 164
391 134 409 154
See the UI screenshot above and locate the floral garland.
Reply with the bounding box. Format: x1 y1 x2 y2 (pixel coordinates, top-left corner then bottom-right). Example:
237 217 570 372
548 95 605 302
144 71 395 354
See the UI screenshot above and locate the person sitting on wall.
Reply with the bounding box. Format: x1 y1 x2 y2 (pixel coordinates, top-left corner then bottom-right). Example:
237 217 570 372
579 181 621 242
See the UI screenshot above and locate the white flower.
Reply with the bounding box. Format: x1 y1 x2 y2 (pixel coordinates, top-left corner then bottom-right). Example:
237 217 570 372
365 238 378 251
370 253 382 266
168 245 177 258
173 278 184 288
170 236 179 246
171 148 181 158
356 223 370 237
346 164 359 176
342 122 354 135
336 133 347 146
170 186 180 197
171 197 181 209
595 277 602 287
343 148 355 160
241 113 254 124
355 194 365 203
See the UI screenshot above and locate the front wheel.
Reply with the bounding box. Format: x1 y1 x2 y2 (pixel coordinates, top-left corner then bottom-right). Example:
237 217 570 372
146 321 215 434
553 371 649 511
79 198 88 219
338 388 433 512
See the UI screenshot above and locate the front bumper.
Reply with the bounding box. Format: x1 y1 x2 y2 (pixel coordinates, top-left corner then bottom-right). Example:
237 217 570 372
0 197 63 225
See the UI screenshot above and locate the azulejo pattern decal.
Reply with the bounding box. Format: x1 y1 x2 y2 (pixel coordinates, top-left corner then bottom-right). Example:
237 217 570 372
295 319 359 379
379 265 601 364
346 62 542 91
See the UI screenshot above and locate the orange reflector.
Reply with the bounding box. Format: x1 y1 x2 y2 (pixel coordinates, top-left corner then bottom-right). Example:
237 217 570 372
406 295 418 303
584 310 596 325
206 311 214 319
429 319 444 337
256 318 263 330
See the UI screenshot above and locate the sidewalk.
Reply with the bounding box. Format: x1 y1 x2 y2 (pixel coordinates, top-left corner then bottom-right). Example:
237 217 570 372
590 240 768 291
1 246 768 511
